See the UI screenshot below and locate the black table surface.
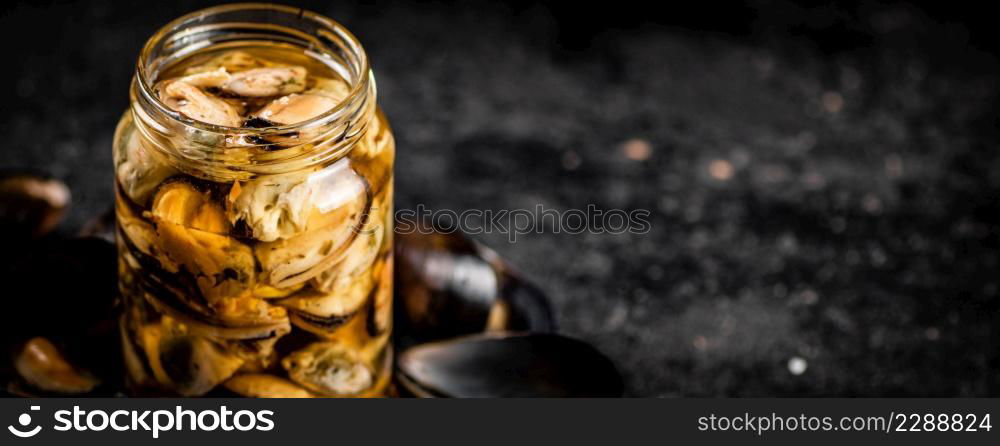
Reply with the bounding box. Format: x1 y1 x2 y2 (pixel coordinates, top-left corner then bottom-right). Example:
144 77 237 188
1 1 998 396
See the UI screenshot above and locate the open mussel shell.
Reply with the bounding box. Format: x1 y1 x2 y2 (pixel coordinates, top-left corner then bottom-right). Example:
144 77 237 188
8 337 101 396
398 332 623 398
0 171 70 240
394 225 555 346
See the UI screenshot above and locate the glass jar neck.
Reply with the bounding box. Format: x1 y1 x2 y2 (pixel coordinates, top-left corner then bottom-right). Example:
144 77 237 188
129 3 375 180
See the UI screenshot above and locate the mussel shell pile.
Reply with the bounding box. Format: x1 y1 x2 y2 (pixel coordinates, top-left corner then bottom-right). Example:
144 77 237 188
1 237 122 396
0 174 121 396
393 221 623 397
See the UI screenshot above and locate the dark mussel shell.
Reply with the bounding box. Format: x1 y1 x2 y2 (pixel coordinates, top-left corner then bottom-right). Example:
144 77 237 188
394 223 555 346
1 237 117 338
1 236 122 396
398 332 623 398
0 171 70 240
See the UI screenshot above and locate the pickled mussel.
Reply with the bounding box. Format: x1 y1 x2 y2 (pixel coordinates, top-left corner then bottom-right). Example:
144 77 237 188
175 68 231 89
253 191 371 288
150 181 257 302
281 341 375 396
223 67 307 97
137 317 245 397
279 218 385 334
228 157 369 243
246 75 354 146
114 118 177 206
115 38 394 397
254 93 340 125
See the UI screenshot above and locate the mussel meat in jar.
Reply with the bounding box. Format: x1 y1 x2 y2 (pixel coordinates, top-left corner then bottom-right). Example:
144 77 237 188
115 4 394 397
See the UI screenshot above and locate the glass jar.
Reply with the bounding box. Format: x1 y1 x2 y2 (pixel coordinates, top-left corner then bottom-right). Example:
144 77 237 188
113 4 395 397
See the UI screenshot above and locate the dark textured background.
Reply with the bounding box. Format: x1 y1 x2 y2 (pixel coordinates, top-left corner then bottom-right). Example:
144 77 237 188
1 0 998 396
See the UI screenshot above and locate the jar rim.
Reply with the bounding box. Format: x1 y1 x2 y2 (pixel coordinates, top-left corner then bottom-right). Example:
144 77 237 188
134 2 372 136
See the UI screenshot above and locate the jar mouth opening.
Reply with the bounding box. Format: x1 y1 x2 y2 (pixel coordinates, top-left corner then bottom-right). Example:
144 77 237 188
134 2 371 136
